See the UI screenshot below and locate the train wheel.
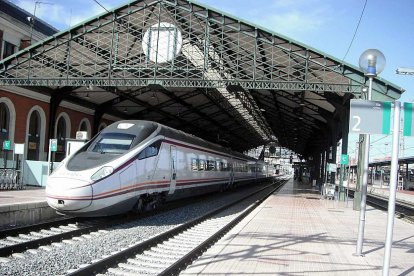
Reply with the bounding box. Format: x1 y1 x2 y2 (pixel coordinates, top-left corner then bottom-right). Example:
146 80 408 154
132 197 144 213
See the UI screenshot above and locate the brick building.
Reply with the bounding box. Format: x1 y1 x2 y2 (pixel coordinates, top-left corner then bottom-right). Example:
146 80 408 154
0 0 115 164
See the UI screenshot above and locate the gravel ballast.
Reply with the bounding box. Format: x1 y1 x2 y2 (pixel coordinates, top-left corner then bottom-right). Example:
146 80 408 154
0 183 276 276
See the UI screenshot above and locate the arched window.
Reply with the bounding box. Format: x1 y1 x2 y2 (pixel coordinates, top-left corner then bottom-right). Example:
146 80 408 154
78 118 91 139
0 102 10 139
0 102 10 167
27 110 41 160
25 106 46 161
79 121 87 131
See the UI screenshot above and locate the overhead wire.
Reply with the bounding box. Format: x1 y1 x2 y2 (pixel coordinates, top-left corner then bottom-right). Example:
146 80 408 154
342 0 368 62
370 135 390 145
92 0 109 12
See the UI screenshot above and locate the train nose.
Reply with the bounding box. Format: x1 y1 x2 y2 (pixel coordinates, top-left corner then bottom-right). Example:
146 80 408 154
46 178 93 211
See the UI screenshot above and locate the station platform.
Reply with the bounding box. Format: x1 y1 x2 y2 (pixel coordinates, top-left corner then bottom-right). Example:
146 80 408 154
0 186 46 206
182 179 414 275
0 186 59 228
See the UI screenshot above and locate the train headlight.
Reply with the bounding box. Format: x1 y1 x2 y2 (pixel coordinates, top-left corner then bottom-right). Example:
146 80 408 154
91 166 114 181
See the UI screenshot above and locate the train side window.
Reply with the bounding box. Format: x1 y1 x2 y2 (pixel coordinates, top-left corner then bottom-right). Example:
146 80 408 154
137 150 145 160
199 159 206 171
191 158 199 171
138 141 162 160
216 161 222 171
207 160 216 171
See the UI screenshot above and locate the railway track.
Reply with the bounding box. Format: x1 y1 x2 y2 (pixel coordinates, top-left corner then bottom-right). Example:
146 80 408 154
66 178 288 276
0 178 286 265
0 198 201 260
0 217 108 259
347 189 414 222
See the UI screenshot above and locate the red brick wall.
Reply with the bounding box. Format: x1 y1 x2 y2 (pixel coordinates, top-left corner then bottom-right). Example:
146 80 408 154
55 106 94 138
0 90 49 146
0 89 115 155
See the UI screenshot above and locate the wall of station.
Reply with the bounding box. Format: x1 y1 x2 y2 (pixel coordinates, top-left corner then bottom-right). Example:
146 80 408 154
0 87 114 162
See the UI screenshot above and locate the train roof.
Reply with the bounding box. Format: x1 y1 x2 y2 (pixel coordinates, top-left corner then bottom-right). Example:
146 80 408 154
106 120 257 161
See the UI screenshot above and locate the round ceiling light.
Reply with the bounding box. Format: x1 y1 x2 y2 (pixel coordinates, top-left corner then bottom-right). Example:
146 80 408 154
142 22 183 63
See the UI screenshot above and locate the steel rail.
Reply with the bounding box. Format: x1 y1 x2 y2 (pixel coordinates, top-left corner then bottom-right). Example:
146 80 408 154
159 180 286 276
0 197 199 257
0 217 79 239
0 219 104 257
347 189 414 222
0 179 281 258
67 178 288 276
0 195 203 257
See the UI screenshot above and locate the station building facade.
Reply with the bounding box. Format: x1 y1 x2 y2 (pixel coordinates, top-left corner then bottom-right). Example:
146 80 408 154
0 1 115 164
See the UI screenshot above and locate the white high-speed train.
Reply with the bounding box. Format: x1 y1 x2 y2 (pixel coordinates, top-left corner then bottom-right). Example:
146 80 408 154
46 120 273 216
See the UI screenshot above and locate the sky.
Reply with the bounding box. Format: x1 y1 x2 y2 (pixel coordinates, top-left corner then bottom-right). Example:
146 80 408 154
9 0 414 161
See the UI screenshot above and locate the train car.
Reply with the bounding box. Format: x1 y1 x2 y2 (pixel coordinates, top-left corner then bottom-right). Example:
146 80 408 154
46 120 273 217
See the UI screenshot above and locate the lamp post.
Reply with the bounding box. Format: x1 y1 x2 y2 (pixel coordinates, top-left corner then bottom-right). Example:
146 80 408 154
355 49 386 256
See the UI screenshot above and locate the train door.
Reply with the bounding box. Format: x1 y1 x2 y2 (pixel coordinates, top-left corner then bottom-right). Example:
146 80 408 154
169 145 177 194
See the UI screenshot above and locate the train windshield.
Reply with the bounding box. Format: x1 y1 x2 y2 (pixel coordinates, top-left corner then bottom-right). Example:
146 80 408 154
89 133 135 154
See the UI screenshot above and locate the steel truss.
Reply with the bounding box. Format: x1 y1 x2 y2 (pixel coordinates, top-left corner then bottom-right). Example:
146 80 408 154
0 0 403 155
0 1 401 97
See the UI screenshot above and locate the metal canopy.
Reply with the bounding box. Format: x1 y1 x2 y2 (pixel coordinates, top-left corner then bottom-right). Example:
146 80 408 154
0 0 404 155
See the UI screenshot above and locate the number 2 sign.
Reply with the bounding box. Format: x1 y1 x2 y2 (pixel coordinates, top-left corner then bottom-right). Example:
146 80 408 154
349 99 391 135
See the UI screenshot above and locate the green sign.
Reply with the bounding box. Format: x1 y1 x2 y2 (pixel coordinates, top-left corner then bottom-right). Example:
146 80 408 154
50 139 58 152
3 140 11 150
340 154 349 165
404 102 414 136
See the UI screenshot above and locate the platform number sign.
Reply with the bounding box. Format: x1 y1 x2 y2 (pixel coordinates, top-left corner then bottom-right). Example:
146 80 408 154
50 139 58 152
340 154 349 165
2 140 10 150
349 99 391 135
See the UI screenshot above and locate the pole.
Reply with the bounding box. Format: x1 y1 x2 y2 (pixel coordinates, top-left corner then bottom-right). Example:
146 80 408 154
339 163 344 200
347 162 350 206
354 136 364 211
20 153 25 188
324 151 328 196
382 101 401 275
355 77 373 256
47 139 51 176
